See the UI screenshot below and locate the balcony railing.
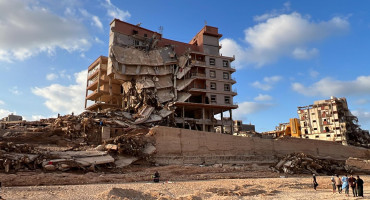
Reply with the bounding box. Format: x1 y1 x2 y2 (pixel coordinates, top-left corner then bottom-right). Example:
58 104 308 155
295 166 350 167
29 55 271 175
88 64 100 77
191 72 206 78
87 76 98 86
191 60 206 66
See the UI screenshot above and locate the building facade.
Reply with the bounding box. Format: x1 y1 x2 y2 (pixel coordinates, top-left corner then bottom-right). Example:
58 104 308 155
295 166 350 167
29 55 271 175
85 20 238 133
298 96 355 144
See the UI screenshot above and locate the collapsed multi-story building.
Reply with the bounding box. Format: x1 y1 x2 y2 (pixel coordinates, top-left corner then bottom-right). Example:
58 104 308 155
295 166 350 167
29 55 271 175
298 96 358 144
262 96 370 147
85 19 238 133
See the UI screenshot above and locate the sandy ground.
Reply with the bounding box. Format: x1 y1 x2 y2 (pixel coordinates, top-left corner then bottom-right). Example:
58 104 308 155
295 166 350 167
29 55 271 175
1 176 369 199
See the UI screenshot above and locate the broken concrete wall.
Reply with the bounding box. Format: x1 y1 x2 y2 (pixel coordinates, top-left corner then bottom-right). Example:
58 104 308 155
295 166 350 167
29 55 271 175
150 126 370 165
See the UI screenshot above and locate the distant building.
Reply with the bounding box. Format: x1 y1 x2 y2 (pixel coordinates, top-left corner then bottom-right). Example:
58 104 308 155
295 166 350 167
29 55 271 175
85 19 238 133
298 96 355 144
234 120 255 133
1 114 22 122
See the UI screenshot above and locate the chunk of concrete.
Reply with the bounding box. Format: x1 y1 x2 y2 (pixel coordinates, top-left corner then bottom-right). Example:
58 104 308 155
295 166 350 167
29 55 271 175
105 144 118 151
44 164 56 171
115 156 138 168
143 143 156 155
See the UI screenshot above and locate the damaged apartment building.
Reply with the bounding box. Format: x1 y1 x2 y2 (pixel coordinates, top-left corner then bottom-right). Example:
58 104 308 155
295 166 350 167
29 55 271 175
298 96 369 146
85 19 238 133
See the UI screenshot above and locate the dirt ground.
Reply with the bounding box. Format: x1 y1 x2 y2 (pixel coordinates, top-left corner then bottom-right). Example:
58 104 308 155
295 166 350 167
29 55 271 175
1 176 369 199
0 164 279 187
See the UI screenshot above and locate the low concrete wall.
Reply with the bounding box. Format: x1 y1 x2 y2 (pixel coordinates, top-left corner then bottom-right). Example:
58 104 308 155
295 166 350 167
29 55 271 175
151 126 370 165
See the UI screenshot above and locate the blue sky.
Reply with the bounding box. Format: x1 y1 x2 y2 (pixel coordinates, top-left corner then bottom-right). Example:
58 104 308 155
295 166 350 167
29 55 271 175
0 0 370 132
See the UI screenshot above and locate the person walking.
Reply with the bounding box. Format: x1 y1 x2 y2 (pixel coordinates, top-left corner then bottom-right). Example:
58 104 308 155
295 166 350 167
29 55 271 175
331 175 336 194
348 175 357 197
313 174 318 190
342 174 349 197
357 175 364 197
335 174 342 194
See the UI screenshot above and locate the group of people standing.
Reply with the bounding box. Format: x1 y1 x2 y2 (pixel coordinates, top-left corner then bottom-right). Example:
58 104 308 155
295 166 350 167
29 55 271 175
331 174 364 197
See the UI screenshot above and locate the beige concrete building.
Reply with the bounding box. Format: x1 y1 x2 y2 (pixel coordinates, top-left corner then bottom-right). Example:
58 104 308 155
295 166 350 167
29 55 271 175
85 19 238 133
298 96 355 144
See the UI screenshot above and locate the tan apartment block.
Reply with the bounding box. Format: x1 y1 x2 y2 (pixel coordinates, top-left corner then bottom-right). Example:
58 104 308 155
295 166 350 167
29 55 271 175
85 20 238 133
298 96 354 144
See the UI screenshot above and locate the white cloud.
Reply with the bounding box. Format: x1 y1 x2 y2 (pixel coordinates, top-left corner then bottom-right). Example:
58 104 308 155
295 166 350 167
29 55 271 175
46 73 58 81
95 37 104 44
352 110 370 129
233 101 273 120
92 16 103 29
292 76 370 97
0 100 4 105
9 86 21 95
104 0 131 21
0 109 14 119
0 0 90 62
32 70 87 114
253 1 291 22
79 9 103 30
254 94 273 101
252 76 282 91
292 47 319 59
220 12 349 67
31 115 47 121
309 69 319 78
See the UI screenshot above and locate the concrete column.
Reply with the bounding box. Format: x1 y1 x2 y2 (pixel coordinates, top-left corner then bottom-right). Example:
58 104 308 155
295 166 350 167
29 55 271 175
221 110 224 134
229 109 233 134
182 106 185 128
212 109 215 132
202 108 205 131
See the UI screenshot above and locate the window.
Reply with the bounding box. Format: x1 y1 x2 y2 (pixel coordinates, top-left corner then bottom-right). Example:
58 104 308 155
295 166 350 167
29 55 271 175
133 30 138 34
224 96 230 104
223 72 229 80
311 113 315 115
224 84 230 91
144 33 148 37
314 128 317 130
133 40 140 46
210 70 216 78
305 136 309 139
210 82 216 90
209 58 215 65
315 135 319 138
326 134 330 137
313 120 316 123
223 60 229 67
211 95 217 103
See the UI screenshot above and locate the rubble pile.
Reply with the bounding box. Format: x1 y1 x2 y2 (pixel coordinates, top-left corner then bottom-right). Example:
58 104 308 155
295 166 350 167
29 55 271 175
0 110 157 173
271 153 346 175
345 157 370 174
346 126 370 149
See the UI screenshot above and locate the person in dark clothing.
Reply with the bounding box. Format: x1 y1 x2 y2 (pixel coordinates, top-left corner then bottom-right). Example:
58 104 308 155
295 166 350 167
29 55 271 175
348 175 357 197
335 174 342 193
313 174 318 190
153 171 160 183
357 175 364 197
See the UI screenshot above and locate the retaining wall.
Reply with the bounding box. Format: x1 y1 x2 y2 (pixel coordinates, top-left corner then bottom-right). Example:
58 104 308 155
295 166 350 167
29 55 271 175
150 126 370 165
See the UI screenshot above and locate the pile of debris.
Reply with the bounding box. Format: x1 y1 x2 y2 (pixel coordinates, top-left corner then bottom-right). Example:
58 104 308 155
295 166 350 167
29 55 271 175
0 110 158 173
271 153 346 175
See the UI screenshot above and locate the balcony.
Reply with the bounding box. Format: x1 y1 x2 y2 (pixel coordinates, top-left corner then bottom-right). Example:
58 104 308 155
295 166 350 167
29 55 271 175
191 60 206 66
190 72 206 79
